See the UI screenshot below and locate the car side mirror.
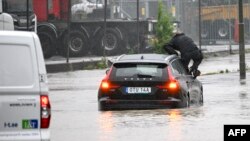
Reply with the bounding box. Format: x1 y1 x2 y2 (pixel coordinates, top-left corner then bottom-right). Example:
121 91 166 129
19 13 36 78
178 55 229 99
106 59 113 68
105 68 110 75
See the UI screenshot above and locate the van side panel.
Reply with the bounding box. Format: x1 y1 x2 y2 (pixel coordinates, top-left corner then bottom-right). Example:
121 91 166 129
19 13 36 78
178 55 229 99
0 32 42 141
32 33 51 141
32 33 49 93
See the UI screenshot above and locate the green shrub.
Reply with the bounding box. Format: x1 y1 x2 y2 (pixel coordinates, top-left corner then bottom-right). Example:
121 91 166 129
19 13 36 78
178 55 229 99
153 0 173 54
96 58 107 69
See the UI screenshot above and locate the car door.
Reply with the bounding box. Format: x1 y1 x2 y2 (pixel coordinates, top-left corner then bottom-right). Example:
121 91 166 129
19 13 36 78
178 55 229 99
169 59 189 97
172 59 202 103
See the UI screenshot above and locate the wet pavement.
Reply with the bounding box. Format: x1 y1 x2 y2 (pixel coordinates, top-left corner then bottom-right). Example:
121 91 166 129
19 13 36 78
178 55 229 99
199 52 250 74
47 54 250 141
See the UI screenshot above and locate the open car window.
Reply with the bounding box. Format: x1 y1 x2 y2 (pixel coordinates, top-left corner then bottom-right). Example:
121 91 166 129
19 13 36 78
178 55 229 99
171 59 188 76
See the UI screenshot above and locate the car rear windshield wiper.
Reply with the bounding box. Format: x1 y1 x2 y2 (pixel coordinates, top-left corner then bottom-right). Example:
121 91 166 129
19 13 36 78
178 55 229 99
136 73 155 78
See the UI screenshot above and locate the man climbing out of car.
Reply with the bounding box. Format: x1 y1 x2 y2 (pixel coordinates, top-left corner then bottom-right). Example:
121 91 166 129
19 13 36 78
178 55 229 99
163 23 203 77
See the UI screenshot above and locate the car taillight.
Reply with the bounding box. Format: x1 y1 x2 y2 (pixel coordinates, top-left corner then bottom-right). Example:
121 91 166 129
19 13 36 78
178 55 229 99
100 80 120 90
156 80 180 94
168 81 178 89
40 95 51 128
101 81 110 89
167 80 180 94
100 67 120 91
156 67 180 94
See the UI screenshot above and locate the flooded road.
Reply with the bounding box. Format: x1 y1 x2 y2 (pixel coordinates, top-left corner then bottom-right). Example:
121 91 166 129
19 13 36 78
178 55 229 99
48 69 250 141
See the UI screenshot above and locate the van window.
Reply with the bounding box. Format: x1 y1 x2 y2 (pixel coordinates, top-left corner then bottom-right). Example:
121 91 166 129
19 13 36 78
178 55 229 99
0 44 34 87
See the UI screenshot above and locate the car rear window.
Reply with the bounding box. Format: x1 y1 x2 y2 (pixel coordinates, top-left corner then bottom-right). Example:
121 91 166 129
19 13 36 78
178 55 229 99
0 44 35 87
110 63 168 80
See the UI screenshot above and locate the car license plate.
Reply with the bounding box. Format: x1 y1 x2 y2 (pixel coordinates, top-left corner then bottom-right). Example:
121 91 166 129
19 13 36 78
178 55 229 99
126 87 151 94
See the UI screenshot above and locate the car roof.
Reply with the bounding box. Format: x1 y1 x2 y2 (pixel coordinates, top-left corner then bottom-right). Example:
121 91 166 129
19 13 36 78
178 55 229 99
113 53 177 64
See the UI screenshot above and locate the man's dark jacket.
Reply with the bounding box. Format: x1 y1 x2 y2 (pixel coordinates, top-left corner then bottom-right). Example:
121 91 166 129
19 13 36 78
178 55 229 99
164 33 203 72
164 33 198 56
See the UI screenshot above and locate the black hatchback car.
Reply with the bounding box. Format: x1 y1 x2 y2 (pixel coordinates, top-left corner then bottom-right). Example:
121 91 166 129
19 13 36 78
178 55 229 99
98 54 203 110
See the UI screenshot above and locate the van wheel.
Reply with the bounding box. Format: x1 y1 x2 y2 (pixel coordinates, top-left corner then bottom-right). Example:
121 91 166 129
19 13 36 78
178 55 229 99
37 31 56 59
64 30 89 57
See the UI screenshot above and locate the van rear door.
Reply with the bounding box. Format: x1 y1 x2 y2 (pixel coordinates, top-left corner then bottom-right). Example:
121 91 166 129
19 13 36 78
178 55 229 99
0 32 41 140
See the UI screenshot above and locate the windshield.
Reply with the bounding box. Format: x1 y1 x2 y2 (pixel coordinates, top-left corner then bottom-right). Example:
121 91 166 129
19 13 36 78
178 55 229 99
3 0 33 13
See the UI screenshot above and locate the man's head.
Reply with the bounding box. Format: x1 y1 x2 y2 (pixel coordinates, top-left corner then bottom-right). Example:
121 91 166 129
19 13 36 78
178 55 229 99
172 23 182 35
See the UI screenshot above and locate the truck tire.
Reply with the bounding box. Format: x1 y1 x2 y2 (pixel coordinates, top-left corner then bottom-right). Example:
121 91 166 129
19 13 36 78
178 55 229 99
201 21 210 45
215 20 229 39
93 28 123 56
37 29 56 59
64 30 89 57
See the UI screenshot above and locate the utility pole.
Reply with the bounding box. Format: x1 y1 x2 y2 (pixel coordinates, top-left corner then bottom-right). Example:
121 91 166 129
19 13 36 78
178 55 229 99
238 0 246 79
198 0 201 50
67 0 71 63
103 0 107 57
136 0 140 53
228 0 232 54
26 0 29 30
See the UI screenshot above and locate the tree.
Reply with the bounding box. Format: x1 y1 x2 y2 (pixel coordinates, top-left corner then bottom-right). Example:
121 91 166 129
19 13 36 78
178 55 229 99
153 0 173 53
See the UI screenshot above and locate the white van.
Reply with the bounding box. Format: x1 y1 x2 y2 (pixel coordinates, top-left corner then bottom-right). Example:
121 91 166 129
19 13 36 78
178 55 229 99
0 31 51 141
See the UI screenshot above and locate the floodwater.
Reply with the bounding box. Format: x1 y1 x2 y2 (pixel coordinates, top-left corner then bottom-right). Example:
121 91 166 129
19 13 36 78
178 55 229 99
48 69 250 141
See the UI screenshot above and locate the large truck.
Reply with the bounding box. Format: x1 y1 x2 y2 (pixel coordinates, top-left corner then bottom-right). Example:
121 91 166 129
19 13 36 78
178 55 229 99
33 0 155 58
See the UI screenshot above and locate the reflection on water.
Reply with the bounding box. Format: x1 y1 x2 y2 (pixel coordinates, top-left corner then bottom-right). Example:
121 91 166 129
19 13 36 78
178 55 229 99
165 109 182 141
98 111 114 141
98 107 204 141
239 80 249 99
239 90 248 100
239 80 250 114
167 109 181 120
99 111 114 132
